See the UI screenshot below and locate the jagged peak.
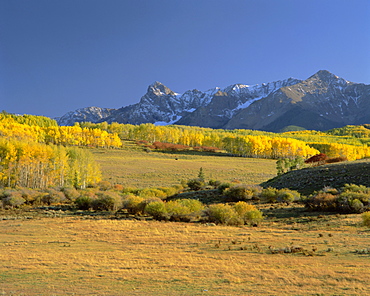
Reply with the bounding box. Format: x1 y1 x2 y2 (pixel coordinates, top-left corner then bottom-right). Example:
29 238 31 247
147 81 174 96
223 77 301 96
309 70 339 81
306 70 351 86
78 106 109 111
149 81 164 88
223 83 249 93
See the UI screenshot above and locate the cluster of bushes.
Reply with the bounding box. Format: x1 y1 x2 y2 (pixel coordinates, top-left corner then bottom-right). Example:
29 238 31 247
217 184 300 204
74 183 264 226
0 179 266 226
0 187 81 208
206 202 263 226
304 184 370 213
73 184 184 211
141 199 263 225
144 199 205 222
185 167 221 191
184 168 300 205
0 182 184 210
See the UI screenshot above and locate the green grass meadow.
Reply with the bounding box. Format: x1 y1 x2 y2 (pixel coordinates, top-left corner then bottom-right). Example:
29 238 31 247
91 142 277 188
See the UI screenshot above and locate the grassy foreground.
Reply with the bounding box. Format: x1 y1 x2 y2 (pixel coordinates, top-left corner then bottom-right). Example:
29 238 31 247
0 214 369 296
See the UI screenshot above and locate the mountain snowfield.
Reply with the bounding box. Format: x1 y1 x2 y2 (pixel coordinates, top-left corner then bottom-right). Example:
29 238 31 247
57 70 370 132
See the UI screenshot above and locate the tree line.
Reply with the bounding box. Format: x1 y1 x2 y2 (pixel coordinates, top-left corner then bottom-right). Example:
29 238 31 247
0 115 122 148
77 122 370 161
0 139 101 189
0 114 109 189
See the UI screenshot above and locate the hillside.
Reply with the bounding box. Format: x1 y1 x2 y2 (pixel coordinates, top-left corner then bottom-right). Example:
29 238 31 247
262 159 370 195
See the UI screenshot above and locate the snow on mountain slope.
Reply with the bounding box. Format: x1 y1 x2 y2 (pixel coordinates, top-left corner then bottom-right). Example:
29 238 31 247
57 106 114 126
57 77 301 126
56 70 370 132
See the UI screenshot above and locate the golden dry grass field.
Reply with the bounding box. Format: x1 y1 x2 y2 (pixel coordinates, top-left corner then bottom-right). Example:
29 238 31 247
91 144 276 188
0 214 369 296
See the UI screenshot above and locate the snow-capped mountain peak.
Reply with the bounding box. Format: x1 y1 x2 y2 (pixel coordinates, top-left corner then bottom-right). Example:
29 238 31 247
147 81 175 96
57 70 370 132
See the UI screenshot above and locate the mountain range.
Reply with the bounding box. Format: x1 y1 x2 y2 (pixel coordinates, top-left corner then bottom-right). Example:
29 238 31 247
57 70 370 132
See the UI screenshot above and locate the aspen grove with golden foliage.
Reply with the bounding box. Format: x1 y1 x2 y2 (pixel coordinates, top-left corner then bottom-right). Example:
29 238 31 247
81 122 370 161
0 114 113 189
0 115 122 148
0 139 101 189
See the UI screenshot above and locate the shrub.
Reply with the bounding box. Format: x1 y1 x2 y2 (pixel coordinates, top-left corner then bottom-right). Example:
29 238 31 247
233 202 263 225
139 188 167 199
165 200 192 221
226 185 262 201
144 201 167 219
350 199 364 213
19 188 42 205
340 184 370 203
260 187 278 203
169 199 204 221
208 179 221 188
277 190 294 204
2 191 26 208
338 191 369 213
143 199 205 222
233 201 256 215
277 189 300 204
339 191 370 205
305 192 337 211
321 186 339 195
177 199 204 213
156 186 178 197
243 210 263 225
217 182 231 194
98 181 113 191
122 194 145 214
187 178 205 191
122 187 140 195
61 187 80 202
75 195 94 210
113 184 124 191
342 184 370 194
206 204 243 226
362 212 370 227
92 191 122 211
173 184 184 192
305 184 370 213
42 188 66 205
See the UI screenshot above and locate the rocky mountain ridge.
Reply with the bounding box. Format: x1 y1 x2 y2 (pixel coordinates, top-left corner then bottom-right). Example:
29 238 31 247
57 70 370 132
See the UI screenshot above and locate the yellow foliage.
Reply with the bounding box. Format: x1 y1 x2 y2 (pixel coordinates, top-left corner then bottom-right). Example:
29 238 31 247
0 117 122 148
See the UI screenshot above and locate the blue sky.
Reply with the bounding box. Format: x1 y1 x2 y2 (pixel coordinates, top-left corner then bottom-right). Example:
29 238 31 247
1 0 369 118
